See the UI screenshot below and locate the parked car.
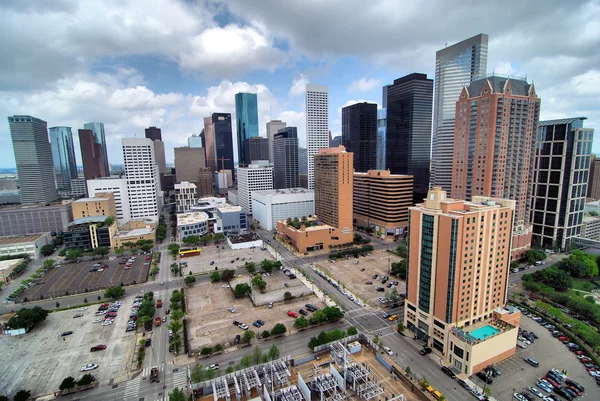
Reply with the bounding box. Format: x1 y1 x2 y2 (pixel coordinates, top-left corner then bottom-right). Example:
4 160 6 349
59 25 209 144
234 335 241 345
488 365 502 376
299 309 308 316
206 364 220 370
287 311 298 318
90 345 106 352
80 363 98 372
524 357 539 367
528 386 544 398
61 331 73 336
476 371 493 384
419 347 432 356
383 346 393 356
441 366 456 379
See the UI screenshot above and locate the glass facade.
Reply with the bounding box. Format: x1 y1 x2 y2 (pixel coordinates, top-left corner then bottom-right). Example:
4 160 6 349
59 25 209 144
213 113 235 178
446 219 458 323
235 93 259 165
418 214 434 313
49 126 78 192
83 122 110 174
376 108 387 170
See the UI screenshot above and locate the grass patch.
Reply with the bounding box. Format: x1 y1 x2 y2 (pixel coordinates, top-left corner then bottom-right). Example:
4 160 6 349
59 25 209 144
571 279 595 292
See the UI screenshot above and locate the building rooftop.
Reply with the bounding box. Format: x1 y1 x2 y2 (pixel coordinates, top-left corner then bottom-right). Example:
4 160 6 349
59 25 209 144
69 216 109 227
0 259 24 271
177 212 209 226
468 75 533 98
584 215 600 223
227 232 261 244
114 227 154 237
218 204 242 213
354 170 413 178
0 233 48 245
252 188 314 197
539 117 587 127
73 197 109 203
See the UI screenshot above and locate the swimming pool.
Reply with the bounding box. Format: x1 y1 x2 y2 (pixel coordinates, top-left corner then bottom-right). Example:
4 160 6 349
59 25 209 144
469 325 500 340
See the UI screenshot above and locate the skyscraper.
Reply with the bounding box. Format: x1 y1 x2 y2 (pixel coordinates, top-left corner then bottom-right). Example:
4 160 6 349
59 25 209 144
79 129 107 182
385 73 433 203
431 34 488 192
452 75 541 260
376 85 390 171
145 126 166 176
341 102 378 173
188 134 203 148
145 126 162 141
306 84 329 190
589 157 600 200
8 115 58 204
122 138 162 222
83 122 109 174
244 137 269 163
49 126 77 193
237 161 274 215
404 187 517 373
204 117 215 171
531 117 594 250
274 127 299 189
210 113 235 179
174 147 206 183
235 93 259 165
267 120 286 163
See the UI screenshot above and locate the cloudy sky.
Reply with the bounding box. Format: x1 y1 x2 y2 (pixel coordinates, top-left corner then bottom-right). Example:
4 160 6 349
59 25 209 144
1 0 599 167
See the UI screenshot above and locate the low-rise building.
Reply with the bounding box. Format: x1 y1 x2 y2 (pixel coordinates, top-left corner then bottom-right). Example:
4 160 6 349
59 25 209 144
177 211 209 241
277 216 350 253
72 193 117 220
227 233 263 250
175 181 197 213
217 204 248 235
251 188 314 231
63 216 117 250
0 258 24 282
0 202 73 236
191 197 226 233
0 233 52 259
111 219 156 249
582 215 600 241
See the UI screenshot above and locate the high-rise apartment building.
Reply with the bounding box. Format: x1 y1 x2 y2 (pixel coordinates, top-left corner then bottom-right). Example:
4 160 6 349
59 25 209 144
431 34 488 192
83 122 109 174
589 157 600 200
244 137 269 164
267 120 286 163
122 138 162 222
353 170 413 237
8 115 58 204
175 181 198 213
188 134 203 148
145 126 166 176
306 84 329 189
174 147 206 183
314 146 353 236
531 117 594 250
236 161 274 215
452 75 541 260
404 187 518 374
205 113 235 178
49 126 77 193
235 93 259 165
385 73 433 203
273 128 299 189
79 129 108 182
341 102 378 172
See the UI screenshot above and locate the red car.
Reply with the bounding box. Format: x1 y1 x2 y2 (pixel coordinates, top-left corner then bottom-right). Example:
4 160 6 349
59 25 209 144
580 358 593 364
90 344 106 352
544 376 559 387
105 312 117 318
287 311 298 318
575 350 586 356
566 385 583 396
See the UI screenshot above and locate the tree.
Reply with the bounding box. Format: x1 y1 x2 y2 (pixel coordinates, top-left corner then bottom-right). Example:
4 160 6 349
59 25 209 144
170 309 185 322
261 330 271 339
221 269 235 281
283 291 293 301
234 283 251 298
41 244 55 257
184 275 196 286
182 235 200 246
77 373 94 386
171 333 182 353
59 376 76 390
190 364 205 383
347 326 358 336
225 366 234 374
244 262 256 274
322 306 344 322
13 390 31 401
93 246 110 258
115 248 125 256
261 259 274 273
150 266 159 276
510 261 519 270
271 323 287 336
213 343 223 353
104 286 125 300
122 241 135 249
268 344 280 360
251 275 267 291
141 243 153 252
210 272 221 282
168 243 180 257
8 306 49 329
252 346 263 365
395 245 407 257
130 247 138 254
43 259 55 269
168 321 183 335
242 330 256 344
65 249 83 261
391 260 407 280
294 316 309 330
569 250 599 277
168 387 186 401
240 354 252 368
483 387 492 398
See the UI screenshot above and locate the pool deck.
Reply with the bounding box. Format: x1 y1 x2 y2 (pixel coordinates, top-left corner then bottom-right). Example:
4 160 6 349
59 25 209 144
469 324 500 341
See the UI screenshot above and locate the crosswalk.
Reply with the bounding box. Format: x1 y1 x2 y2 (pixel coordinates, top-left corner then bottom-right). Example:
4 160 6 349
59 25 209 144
172 369 188 389
123 376 141 400
142 362 165 377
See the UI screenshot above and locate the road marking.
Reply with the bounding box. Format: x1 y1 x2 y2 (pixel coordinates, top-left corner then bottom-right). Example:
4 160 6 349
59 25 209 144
143 362 165 377
123 376 141 400
172 370 188 388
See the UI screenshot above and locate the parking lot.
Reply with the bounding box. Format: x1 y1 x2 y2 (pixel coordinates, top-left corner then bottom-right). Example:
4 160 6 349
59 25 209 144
316 249 404 307
186 272 326 353
21 256 150 301
180 243 272 275
0 297 139 397
468 313 600 400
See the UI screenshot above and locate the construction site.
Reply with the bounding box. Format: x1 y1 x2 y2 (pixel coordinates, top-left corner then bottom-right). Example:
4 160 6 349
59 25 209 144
191 335 413 401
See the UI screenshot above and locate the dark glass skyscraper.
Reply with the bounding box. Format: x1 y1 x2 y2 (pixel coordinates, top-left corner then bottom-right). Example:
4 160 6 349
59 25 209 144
244 137 269 163
49 126 77 193
341 102 378 172
83 122 109 174
212 113 235 178
235 92 259 165
274 128 299 189
385 73 433 203
145 126 162 141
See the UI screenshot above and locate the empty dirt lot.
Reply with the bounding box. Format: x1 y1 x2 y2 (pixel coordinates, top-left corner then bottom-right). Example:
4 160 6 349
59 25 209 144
180 243 273 274
186 276 326 352
317 249 405 307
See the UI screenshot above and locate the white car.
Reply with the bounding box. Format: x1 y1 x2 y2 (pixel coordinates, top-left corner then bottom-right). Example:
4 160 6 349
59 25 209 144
228 308 237 313
513 393 526 401
77 307 88 311
528 386 544 398
93 318 103 323
80 363 98 372
550 368 566 379
206 363 220 370
238 323 249 330
383 346 393 356
222 284 231 288
97 268 104 272
94 311 106 316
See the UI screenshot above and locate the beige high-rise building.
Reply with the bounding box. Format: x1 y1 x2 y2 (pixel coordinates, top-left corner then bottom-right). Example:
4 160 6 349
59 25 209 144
589 157 600 200
72 193 116 220
175 181 197 213
197 168 214 197
404 187 520 375
174 147 206 183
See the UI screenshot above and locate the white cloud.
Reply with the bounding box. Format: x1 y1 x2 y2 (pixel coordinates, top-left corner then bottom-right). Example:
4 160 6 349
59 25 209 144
348 78 382 92
289 75 309 96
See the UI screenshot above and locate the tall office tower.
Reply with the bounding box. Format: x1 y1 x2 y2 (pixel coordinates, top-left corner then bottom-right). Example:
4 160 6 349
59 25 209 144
122 138 162 222
199 129 206 148
197 168 214 197
83 122 109 174
235 93 259 165
145 126 166 176
274 127 299 189
353 170 413 237
329 136 342 147
376 85 390 170
188 134 203 148
298 147 307 175
531 117 594 250
385 73 433 203
306 84 329 189
341 102 378 172
79 129 108 182
237 161 274 215
404 187 517 371
174 147 206 182
204 117 215 171
49 126 77 193
431 34 488 192
314 146 353 239
205 113 235 178
8 115 58 204
590 159 600 200
244 137 269 164
267 120 286 163
452 75 541 260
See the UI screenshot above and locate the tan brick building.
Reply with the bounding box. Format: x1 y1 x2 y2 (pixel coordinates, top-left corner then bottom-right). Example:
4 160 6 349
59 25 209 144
72 193 116 220
174 147 206 183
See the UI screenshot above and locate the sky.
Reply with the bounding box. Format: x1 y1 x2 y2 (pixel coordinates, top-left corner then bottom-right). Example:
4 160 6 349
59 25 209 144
0 0 599 167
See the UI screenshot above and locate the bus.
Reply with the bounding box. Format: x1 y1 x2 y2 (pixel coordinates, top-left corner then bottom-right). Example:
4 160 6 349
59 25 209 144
179 247 201 258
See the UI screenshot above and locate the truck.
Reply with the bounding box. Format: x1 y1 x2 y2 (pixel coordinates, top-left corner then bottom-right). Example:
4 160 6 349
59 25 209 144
155 317 161 327
156 299 162 308
150 367 159 383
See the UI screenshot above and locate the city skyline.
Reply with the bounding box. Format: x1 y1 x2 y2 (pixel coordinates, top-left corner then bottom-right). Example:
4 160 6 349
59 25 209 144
0 1 596 168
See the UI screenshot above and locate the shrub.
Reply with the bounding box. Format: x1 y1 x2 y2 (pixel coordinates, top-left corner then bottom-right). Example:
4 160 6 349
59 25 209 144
200 347 213 355
59 377 76 390
77 373 94 386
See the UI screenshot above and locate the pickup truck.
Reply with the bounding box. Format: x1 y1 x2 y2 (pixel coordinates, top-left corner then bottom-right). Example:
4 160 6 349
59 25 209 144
156 299 162 308
150 367 159 383
155 317 161 327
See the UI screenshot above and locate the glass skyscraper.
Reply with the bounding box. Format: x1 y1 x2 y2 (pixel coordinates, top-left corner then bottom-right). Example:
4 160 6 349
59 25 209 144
235 93 259 165
83 122 110 174
430 33 488 192
49 126 77 192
